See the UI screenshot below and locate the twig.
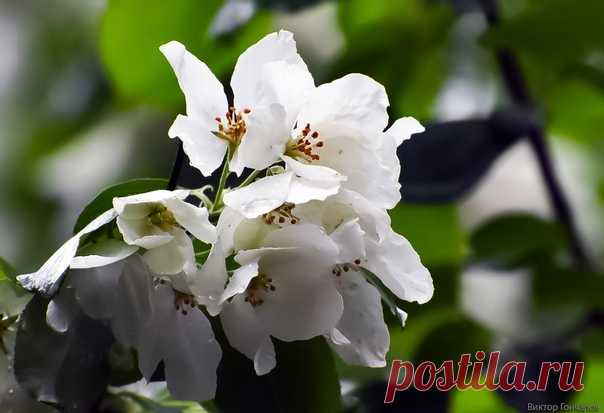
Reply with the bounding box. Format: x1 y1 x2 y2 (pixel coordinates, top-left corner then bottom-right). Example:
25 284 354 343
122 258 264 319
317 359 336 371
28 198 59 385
480 0 591 268
166 141 184 191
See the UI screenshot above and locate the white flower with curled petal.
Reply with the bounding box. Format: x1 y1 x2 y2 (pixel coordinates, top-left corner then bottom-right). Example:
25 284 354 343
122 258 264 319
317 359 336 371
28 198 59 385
160 30 315 177
189 222 344 376
46 256 221 403
224 74 426 218
113 189 216 276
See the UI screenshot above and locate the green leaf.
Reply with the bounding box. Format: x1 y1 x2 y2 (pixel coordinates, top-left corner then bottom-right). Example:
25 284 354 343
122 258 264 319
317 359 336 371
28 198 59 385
359 267 406 324
533 264 604 309
483 0 604 71
0 257 28 299
335 0 453 118
73 178 168 233
100 0 272 108
390 203 467 266
470 213 566 268
451 387 515 413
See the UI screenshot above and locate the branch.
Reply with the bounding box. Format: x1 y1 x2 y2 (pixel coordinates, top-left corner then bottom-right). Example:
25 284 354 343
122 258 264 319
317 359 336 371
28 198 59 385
480 0 591 268
166 141 184 191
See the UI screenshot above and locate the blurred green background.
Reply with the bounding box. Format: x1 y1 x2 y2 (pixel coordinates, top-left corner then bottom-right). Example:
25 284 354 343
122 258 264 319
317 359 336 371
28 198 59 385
1 0 603 412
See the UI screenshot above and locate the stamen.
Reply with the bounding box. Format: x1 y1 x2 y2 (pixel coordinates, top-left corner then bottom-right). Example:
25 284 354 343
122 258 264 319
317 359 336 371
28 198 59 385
213 106 250 147
147 204 177 231
285 123 324 163
263 203 299 226
174 290 197 315
245 272 276 307
332 259 363 277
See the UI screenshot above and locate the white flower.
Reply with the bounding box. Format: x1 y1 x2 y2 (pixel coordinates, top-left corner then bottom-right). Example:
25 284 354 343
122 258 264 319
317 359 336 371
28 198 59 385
224 76 426 218
46 256 222 403
160 30 314 177
188 222 344 375
209 190 432 369
113 189 216 275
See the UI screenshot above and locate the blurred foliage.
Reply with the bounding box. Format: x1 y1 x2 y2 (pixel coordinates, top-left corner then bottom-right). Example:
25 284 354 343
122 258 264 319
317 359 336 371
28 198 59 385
100 0 273 108
2 0 604 411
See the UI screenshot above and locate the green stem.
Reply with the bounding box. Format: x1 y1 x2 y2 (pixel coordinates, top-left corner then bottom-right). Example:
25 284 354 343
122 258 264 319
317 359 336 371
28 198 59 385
238 169 261 188
211 149 231 213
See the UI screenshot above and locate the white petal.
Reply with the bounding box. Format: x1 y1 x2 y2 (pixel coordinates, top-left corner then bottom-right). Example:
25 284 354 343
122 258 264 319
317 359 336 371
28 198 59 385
112 257 153 347
219 258 259 304
223 172 292 218
220 294 276 375
142 228 195 275
168 114 228 177
17 209 117 296
164 197 216 243
231 30 308 110
365 229 433 304
189 240 228 316
329 189 391 242
70 239 138 269
137 284 221 402
282 156 345 204
233 217 274 251
329 219 366 263
297 73 389 135
234 103 289 171
160 40 228 122
113 189 189 215
46 284 79 333
386 116 425 146
330 270 389 367
70 261 125 320
216 207 245 254
116 215 174 249
256 60 315 127
254 224 343 341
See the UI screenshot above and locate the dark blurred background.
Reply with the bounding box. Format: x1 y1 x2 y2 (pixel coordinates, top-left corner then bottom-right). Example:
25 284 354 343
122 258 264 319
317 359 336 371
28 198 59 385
1 0 603 412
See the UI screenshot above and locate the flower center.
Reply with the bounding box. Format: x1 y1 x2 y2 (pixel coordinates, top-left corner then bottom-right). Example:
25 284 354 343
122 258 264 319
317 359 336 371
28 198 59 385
147 204 177 232
285 123 324 163
263 202 299 225
174 289 196 315
213 106 250 149
244 272 276 307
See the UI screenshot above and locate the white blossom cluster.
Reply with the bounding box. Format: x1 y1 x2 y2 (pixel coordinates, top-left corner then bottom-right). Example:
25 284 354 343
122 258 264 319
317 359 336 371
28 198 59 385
18 31 433 402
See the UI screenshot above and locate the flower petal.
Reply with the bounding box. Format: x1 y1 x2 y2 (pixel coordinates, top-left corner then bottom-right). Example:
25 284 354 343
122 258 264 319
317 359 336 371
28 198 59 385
142 228 195 275
113 189 189 214
329 218 366 263
46 284 79 333
189 240 228 316
385 116 424 146
168 114 228 177
365 229 433 304
220 294 276 375
163 197 216 243
219 258 259 304
70 239 138 269
296 73 389 135
135 283 221 402
70 261 126 320
17 209 117 296
254 224 343 341
231 30 308 110
116 215 174 249
282 156 345 204
160 40 227 122
223 172 292 218
330 270 389 367
234 103 288 172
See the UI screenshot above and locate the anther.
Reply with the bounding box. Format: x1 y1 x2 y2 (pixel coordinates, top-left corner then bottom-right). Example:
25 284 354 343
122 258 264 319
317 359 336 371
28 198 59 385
243 108 251 114
354 259 361 265
311 131 319 138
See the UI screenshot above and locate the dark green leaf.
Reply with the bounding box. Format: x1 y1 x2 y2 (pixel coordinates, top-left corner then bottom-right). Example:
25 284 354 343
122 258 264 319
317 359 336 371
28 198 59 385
413 318 490 365
214 316 341 413
14 295 114 412
533 264 604 309
470 213 566 268
73 178 168 233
